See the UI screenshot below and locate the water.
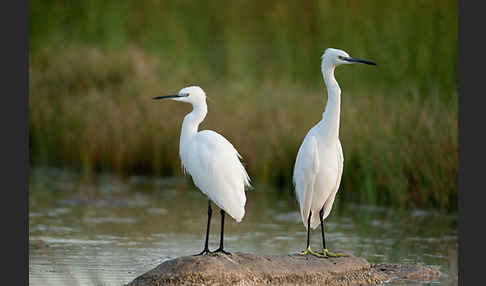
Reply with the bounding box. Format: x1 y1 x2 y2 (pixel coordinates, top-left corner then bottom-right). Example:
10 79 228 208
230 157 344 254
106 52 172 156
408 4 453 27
29 167 458 286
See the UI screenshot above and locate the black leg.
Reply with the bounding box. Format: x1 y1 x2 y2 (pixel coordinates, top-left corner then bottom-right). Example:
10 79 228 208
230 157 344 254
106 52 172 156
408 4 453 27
318 207 348 257
319 208 327 250
306 210 312 249
212 209 230 255
195 199 212 256
300 210 325 256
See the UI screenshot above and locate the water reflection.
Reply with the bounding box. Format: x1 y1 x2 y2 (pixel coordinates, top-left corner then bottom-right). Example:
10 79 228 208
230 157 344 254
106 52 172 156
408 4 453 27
29 167 457 286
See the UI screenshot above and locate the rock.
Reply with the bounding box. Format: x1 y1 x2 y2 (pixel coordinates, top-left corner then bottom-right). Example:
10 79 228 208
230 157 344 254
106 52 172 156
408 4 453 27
125 252 441 286
372 263 441 284
126 252 383 286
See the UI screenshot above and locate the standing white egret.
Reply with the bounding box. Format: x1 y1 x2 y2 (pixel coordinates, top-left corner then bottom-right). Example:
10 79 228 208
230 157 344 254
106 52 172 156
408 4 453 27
293 48 376 257
153 86 251 255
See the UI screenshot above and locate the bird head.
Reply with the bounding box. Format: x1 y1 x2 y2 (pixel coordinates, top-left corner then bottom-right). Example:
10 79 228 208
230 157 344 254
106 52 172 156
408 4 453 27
321 48 376 68
153 86 207 107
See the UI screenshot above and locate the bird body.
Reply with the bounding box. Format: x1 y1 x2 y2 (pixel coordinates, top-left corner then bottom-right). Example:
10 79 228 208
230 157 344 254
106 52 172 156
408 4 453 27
293 54 344 229
293 48 375 257
180 127 249 222
294 49 346 230
153 86 250 254
294 128 343 229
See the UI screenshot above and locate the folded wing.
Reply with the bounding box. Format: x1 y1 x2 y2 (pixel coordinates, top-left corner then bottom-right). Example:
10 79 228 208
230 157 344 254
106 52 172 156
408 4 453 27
186 130 250 222
293 133 320 229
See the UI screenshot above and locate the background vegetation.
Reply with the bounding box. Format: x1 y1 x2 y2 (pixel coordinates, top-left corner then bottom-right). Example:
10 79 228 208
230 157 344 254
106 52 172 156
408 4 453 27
29 0 457 210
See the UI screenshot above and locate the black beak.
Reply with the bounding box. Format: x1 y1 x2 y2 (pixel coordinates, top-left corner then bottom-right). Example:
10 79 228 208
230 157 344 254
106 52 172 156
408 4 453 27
153 94 186 100
343 57 376 65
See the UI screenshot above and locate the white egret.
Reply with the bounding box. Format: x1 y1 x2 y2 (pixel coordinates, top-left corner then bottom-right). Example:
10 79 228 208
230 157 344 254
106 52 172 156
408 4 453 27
293 48 376 257
153 86 251 255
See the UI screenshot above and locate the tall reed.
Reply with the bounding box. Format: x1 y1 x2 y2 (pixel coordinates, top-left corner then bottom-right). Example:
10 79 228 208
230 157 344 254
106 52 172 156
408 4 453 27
29 0 457 209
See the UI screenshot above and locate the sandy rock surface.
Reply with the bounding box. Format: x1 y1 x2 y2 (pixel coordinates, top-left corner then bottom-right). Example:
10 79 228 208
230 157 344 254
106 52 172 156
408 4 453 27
125 252 439 286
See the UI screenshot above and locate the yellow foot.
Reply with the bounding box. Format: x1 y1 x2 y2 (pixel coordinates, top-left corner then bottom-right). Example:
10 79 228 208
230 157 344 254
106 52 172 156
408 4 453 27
299 246 326 258
319 248 349 257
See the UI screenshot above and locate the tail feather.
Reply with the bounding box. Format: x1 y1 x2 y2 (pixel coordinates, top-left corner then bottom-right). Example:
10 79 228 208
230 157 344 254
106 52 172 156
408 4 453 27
232 207 245 222
301 208 321 230
310 212 320 229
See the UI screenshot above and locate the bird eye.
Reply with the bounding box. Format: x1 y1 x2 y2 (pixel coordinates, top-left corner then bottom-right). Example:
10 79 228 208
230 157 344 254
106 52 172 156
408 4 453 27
338 56 344 59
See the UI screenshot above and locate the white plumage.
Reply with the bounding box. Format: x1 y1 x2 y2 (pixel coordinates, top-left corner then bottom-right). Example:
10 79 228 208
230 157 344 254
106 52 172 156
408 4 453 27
160 86 251 221
293 48 375 256
153 85 251 255
293 130 343 229
180 129 250 222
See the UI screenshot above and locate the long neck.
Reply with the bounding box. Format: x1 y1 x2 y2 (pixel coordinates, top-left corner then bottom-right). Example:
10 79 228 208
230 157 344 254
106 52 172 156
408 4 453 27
181 103 207 142
178 101 207 172
320 63 341 139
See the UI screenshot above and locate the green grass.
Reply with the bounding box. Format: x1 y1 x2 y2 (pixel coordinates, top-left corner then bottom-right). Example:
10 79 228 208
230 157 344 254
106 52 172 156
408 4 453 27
29 0 457 210
30 0 457 96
